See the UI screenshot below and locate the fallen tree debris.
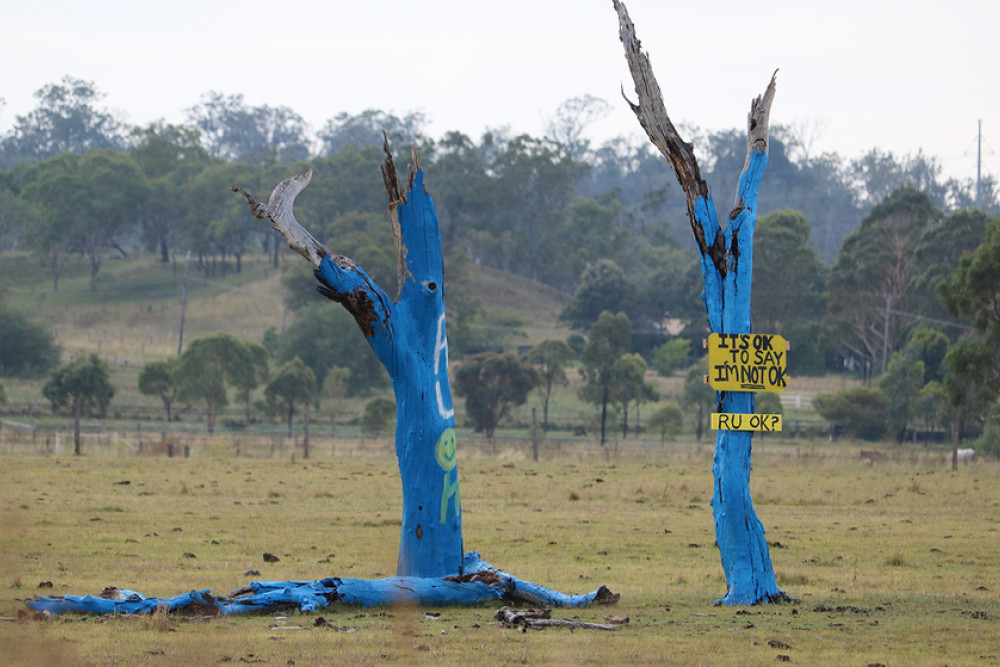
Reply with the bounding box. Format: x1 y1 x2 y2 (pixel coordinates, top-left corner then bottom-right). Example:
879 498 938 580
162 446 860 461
494 606 625 632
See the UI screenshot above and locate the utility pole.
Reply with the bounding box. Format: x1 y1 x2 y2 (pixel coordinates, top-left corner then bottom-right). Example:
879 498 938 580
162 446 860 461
177 251 191 355
976 119 982 210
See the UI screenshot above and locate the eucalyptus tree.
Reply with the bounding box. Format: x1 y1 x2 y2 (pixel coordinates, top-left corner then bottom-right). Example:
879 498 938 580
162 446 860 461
317 109 427 156
182 161 259 273
751 210 825 332
608 352 659 438
19 149 149 290
130 122 211 262
680 359 715 443
648 402 683 444
453 352 539 443
186 92 310 164
276 303 389 397
0 76 126 167
544 94 612 160
137 359 177 422
939 217 1000 458
173 332 254 435
236 341 270 424
827 188 941 373
19 152 87 290
525 339 577 431
559 259 634 331
75 150 149 288
579 311 632 446
265 357 317 440
43 353 115 455
0 303 61 377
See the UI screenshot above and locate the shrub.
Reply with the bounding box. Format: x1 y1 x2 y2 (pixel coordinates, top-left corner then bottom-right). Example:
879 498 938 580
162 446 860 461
0 306 61 377
813 387 890 441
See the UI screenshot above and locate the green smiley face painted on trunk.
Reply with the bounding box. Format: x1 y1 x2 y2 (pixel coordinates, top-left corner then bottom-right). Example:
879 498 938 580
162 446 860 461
435 427 457 471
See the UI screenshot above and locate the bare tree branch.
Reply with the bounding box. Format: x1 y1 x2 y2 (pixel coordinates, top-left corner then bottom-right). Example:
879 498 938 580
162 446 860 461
231 170 330 268
494 606 624 631
747 72 778 155
613 3 707 220
614 0 777 274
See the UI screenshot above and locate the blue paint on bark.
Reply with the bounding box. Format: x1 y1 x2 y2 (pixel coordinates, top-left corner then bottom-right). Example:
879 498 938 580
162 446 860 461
27 552 613 614
692 151 785 605
314 169 463 578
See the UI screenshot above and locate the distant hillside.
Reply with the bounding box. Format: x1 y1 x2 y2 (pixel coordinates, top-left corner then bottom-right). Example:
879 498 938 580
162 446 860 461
460 261 574 347
0 250 573 366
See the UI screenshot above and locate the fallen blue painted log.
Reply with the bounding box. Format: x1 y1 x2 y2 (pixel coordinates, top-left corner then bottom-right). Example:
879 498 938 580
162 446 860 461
26 552 617 615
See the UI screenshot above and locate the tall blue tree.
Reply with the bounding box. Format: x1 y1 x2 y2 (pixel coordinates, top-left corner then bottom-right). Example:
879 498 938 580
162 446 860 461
236 142 462 576
615 0 786 605
222 138 615 609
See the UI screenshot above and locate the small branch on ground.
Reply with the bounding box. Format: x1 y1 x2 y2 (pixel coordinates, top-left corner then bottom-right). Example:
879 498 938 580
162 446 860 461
494 606 625 632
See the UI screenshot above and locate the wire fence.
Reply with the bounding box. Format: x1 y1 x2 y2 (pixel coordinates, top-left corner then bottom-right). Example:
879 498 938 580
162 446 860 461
0 420 964 467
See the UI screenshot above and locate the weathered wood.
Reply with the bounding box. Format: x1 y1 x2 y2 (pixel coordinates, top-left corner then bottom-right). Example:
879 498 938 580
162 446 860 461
231 171 328 268
317 152 465 578
494 606 624 631
614 0 785 606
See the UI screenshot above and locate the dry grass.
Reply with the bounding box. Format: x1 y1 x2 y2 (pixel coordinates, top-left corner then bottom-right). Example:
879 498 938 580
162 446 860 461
1 448 998 666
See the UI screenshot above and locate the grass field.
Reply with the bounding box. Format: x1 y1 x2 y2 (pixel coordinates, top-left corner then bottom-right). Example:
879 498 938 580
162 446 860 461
2 443 998 666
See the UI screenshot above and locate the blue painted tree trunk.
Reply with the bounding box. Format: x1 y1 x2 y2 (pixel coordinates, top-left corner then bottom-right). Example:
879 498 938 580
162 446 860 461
692 153 785 605
314 164 463 578
615 0 785 605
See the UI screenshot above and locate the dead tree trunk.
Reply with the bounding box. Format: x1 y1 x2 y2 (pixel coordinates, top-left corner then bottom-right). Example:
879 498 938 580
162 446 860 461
614 0 786 605
234 139 463 577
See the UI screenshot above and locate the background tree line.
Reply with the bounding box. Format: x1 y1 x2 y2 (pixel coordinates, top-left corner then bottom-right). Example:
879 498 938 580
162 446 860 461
1 76 999 453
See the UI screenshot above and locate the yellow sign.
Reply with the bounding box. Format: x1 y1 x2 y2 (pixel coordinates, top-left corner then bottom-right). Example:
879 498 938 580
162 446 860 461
706 333 788 392
711 413 782 432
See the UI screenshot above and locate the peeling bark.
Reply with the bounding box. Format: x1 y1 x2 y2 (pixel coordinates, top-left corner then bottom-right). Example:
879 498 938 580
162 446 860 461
380 136 414 299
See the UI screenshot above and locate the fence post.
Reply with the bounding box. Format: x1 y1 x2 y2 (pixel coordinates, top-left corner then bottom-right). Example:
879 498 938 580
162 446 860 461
531 408 539 463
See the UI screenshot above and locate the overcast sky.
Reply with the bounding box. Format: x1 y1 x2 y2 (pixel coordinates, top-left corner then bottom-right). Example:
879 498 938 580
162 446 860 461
3 0 996 182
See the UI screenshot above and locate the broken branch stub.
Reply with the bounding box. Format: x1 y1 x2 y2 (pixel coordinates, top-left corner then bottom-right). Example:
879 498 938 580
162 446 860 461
231 170 329 268
380 134 413 299
732 70 778 215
